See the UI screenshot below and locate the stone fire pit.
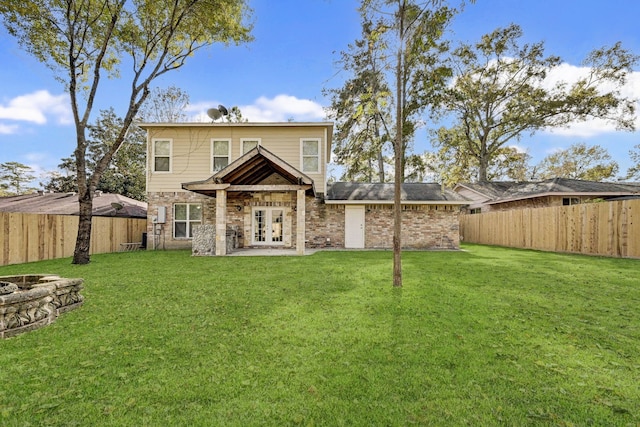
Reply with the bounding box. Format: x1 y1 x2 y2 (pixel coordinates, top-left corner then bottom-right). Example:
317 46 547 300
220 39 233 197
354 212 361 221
0 274 84 339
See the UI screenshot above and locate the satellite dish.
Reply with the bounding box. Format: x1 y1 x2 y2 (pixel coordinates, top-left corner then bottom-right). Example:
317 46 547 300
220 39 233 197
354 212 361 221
207 108 222 121
207 104 229 122
111 202 123 211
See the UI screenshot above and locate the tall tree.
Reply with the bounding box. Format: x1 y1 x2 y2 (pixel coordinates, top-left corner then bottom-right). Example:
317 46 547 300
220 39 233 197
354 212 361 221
138 85 190 123
42 109 147 201
325 15 393 182
355 0 465 287
0 161 36 195
44 87 191 199
536 142 619 181
42 157 77 194
428 126 532 185
433 24 638 182
0 0 252 264
88 109 147 200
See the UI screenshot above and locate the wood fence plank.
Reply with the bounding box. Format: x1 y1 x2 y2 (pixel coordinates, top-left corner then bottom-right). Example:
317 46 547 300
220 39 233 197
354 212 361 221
0 213 147 266
459 200 640 259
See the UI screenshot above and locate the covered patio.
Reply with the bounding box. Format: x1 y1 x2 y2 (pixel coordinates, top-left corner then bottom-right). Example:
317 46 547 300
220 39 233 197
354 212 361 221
182 146 315 256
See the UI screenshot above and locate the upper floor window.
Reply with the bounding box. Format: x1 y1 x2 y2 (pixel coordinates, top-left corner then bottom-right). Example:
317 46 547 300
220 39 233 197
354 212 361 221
301 139 320 173
212 139 231 172
241 138 260 154
153 139 171 172
174 203 202 239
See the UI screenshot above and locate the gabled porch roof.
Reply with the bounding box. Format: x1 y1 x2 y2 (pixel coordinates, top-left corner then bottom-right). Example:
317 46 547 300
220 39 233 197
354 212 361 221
182 145 315 197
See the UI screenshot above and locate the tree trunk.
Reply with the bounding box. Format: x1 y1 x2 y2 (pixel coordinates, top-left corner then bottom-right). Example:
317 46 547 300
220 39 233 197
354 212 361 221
375 120 385 182
478 153 489 182
393 26 404 288
72 189 93 264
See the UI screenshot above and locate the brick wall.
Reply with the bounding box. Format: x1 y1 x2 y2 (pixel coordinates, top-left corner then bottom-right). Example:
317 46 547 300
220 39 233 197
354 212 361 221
147 191 214 250
305 197 345 248
306 200 461 250
363 204 460 249
148 191 461 251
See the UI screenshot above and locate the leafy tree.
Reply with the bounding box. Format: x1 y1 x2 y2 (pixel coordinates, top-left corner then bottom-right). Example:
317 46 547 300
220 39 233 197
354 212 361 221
428 126 532 185
43 109 152 201
325 15 393 182
0 161 36 195
489 147 532 182
626 144 640 180
88 109 146 200
41 157 77 194
433 24 638 182
536 142 619 181
351 0 467 287
137 86 190 123
227 106 248 123
0 0 253 264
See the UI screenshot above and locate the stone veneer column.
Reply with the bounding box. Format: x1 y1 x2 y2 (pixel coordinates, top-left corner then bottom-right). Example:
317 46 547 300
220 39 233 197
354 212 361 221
216 189 227 256
296 190 305 255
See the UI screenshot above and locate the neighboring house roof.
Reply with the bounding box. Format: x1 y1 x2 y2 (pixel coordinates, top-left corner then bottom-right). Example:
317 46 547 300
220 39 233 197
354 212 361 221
182 145 316 196
455 178 640 205
455 181 519 201
0 192 147 218
325 182 470 205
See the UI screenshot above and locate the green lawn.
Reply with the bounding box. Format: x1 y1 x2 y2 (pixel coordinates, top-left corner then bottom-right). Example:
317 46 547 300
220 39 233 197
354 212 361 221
1 245 639 426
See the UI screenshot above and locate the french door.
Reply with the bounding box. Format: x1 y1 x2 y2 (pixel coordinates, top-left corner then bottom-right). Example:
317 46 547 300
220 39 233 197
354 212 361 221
252 208 284 245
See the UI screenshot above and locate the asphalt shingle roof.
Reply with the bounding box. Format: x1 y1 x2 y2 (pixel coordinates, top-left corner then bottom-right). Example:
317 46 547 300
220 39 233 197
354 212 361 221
0 192 147 218
326 182 469 203
460 178 639 203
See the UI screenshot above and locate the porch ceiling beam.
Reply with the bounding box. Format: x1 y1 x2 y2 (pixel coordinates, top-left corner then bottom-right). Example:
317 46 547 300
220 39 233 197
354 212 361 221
182 183 313 193
183 183 230 191
227 185 313 192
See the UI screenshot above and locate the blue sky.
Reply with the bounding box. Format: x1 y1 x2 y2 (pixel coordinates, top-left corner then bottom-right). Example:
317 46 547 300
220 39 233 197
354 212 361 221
1 0 639 184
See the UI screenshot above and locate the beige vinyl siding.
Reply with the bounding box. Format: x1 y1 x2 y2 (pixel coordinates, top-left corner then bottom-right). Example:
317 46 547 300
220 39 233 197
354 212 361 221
146 127 212 192
146 124 330 194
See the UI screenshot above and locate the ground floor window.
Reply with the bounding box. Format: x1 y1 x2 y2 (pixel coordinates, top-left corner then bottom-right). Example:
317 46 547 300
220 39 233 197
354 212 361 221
252 207 284 245
174 203 202 238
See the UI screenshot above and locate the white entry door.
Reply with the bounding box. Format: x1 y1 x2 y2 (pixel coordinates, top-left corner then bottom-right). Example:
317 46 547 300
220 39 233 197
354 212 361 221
252 208 284 245
345 205 365 248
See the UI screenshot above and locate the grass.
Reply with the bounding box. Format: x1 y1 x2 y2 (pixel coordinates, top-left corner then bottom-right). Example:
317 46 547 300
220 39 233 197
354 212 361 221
0 244 639 426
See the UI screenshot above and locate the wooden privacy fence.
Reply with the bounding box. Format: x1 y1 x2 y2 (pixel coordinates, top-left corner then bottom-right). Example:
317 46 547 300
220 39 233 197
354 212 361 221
460 199 640 258
1 212 147 266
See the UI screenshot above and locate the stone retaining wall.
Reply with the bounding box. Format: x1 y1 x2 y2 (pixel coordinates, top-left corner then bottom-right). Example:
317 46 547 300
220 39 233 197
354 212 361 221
0 275 84 339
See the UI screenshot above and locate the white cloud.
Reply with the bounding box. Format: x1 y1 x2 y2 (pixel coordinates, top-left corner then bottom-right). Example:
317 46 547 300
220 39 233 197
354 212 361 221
244 95 326 122
0 123 19 134
189 95 326 123
544 118 619 138
19 152 64 187
542 66 640 137
0 90 72 131
507 144 528 154
545 146 565 155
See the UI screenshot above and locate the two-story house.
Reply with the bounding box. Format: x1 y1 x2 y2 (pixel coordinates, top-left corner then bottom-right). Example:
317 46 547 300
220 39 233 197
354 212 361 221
140 121 468 255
